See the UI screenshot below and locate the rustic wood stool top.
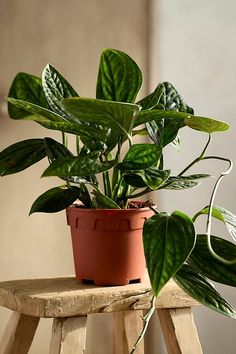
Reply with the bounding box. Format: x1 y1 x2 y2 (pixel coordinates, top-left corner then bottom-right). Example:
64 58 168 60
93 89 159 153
0 276 202 354
0 276 198 318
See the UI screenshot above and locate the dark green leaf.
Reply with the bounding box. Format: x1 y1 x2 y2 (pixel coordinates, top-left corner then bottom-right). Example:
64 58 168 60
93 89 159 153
193 205 236 242
174 264 236 318
159 82 194 114
96 48 142 103
119 144 162 171
0 139 46 176
7 98 65 122
185 116 229 133
30 186 80 214
44 138 73 162
62 97 140 138
143 211 196 295
162 174 210 190
8 73 49 119
42 64 78 118
145 120 163 145
124 168 170 190
189 234 236 286
146 118 185 147
92 190 120 209
134 110 187 128
137 84 164 110
42 155 117 177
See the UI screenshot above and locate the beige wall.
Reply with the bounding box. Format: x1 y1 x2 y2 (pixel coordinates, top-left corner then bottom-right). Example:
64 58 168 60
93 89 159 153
154 1 236 353
0 1 151 353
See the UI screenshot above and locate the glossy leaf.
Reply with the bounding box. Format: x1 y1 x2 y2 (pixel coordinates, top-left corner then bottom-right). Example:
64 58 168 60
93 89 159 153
162 174 210 190
193 205 236 242
7 98 65 122
146 118 185 147
44 138 73 162
30 186 80 214
42 154 117 177
124 168 170 190
137 84 164 110
159 82 194 114
185 116 229 133
96 48 142 103
189 234 236 286
8 73 48 119
35 119 108 142
0 139 46 176
92 190 121 209
62 97 140 137
42 64 78 118
143 211 196 295
134 110 188 128
118 144 162 171
174 264 236 318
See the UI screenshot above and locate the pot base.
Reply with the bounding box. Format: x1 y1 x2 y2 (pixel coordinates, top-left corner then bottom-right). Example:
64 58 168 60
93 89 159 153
78 277 143 286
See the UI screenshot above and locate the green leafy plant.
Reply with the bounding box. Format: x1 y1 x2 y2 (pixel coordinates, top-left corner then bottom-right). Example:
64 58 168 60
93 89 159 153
1 49 236 350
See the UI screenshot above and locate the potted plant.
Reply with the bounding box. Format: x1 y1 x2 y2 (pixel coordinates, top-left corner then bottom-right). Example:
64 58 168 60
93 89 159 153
1 48 236 328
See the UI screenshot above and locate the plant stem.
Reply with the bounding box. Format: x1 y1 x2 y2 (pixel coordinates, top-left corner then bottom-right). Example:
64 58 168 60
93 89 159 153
102 171 111 198
62 132 66 146
178 134 212 176
203 156 236 265
129 295 156 354
76 135 80 155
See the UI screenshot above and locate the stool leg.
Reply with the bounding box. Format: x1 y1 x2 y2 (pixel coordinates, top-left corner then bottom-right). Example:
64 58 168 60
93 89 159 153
0 311 39 354
113 310 144 354
158 308 203 354
49 316 87 354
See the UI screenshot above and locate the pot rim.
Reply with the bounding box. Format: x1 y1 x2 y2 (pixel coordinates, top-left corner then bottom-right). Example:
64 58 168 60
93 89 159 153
67 200 154 213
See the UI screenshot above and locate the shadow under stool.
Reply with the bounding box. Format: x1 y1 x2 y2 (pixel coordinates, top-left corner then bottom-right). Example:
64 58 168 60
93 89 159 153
0 276 203 354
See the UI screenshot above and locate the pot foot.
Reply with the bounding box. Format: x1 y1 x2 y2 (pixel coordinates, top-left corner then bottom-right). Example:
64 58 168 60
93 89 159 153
78 277 142 286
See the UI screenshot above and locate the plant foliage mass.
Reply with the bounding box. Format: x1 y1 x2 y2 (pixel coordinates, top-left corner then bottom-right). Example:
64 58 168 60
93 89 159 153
1 48 236 321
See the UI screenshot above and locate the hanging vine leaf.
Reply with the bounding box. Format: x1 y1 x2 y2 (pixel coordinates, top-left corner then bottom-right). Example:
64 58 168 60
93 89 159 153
193 205 236 242
174 264 236 319
143 211 196 296
189 234 236 286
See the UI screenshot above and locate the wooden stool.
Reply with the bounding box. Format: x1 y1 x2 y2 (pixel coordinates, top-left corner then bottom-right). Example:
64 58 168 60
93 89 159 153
0 276 203 354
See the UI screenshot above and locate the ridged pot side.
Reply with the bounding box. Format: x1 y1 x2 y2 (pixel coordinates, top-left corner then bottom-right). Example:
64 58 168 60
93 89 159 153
66 206 153 286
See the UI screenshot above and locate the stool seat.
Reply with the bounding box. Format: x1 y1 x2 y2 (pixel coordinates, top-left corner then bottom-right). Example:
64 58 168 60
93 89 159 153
0 276 198 318
0 276 203 354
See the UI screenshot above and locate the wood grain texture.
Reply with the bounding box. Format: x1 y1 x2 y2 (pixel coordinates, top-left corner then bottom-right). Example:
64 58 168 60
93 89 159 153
0 311 39 354
113 310 144 354
0 276 199 318
49 316 87 354
158 308 203 354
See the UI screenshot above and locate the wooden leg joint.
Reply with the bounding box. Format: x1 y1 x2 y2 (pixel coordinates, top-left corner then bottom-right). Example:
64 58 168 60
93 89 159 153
158 307 203 354
49 315 87 354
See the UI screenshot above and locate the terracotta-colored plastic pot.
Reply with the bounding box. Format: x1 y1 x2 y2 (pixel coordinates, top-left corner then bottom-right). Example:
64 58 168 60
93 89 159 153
66 205 153 286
